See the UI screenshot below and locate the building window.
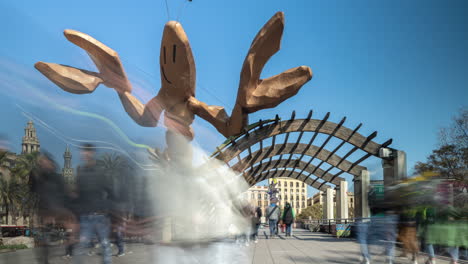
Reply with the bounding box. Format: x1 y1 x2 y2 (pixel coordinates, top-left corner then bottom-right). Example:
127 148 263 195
258 193 262 199
302 202 305 208
296 182 299 187
251 193 254 199
284 195 288 200
279 195 282 200
258 201 261 206
296 195 299 201
296 202 300 208
302 183 305 187
290 182 293 187
264 194 268 200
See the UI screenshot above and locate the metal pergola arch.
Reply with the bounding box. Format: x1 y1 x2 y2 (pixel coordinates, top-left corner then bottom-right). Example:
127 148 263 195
211 110 393 190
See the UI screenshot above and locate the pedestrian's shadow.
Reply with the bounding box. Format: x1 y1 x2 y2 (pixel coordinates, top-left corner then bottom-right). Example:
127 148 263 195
262 231 285 240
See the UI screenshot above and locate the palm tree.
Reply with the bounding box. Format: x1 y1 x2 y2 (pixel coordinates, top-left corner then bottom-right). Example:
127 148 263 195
16 153 41 227
98 152 134 217
0 150 12 226
98 152 131 174
7 152 39 225
12 152 40 181
0 176 24 225
98 152 132 189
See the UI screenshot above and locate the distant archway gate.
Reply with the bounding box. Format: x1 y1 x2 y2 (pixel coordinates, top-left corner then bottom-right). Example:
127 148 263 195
211 110 407 219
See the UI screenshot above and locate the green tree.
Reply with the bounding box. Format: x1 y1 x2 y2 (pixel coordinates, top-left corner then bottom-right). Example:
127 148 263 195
414 108 467 184
12 152 40 181
98 152 131 175
0 152 40 225
0 150 10 226
0 178 14 225
10 153 39 225
297 204 322 220
97 152 133 213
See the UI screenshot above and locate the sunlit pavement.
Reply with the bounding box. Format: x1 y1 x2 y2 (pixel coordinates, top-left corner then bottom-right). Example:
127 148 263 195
1 228 464 264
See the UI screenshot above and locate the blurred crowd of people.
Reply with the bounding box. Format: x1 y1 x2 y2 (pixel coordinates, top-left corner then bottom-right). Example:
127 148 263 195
30 143 136 264
357 177 467 264
234 197 297 247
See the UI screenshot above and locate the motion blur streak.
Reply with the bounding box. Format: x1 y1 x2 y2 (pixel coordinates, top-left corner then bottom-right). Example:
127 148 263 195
19 107 159 170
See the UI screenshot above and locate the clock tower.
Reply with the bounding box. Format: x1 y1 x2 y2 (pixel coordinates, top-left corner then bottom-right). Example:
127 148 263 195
62 145 74 185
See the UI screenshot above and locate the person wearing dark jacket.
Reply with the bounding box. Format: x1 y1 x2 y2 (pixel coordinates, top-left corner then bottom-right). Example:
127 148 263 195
73 144 113 264
281 202 295 237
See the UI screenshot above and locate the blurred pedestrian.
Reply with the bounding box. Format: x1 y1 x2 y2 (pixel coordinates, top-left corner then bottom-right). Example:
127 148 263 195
30 152 75 264
252 206 262 243
281 202 295 237
241 204 254 246
266 198 280 239
357 184 399 264
73 143 113 264
398 207 419 264
420 206 437 264
114 216 126 257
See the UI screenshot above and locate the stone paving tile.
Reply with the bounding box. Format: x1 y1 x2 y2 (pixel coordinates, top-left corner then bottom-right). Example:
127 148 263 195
0 228 464 264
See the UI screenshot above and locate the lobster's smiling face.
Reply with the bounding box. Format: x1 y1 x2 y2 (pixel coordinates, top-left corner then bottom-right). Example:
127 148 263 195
159 21 196 100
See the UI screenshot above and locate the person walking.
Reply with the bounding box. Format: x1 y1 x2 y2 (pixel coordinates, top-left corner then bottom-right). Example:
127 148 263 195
398 207 419 264
281 202 295 237
114 217 126 257
73 143 114 264
252 206 262 243
30 152 75 264
266 199 280 239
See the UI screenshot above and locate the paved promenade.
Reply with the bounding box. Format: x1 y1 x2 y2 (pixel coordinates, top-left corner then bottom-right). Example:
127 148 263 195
1 228 465 263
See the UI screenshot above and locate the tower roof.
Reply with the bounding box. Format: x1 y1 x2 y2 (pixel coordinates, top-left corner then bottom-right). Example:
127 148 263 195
27 120 34 128
22 120 40 154
64 145 72 157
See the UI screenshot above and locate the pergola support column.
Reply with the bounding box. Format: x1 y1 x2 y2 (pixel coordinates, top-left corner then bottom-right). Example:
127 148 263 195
336 180 348 221
321 191 326 220
382 149 407 187
323 188 334 220
354 170 370 218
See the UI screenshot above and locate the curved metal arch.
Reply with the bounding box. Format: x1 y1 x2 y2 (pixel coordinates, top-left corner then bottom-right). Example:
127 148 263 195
250 169 330 191
214 118 390 163
244 158 345 186
232 143 365 176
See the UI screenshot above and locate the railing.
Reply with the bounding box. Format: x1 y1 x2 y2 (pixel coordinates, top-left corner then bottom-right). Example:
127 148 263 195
300 218 372 235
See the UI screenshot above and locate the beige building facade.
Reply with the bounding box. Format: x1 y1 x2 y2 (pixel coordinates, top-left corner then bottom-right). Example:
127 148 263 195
309 190 355 216
244 177 308 218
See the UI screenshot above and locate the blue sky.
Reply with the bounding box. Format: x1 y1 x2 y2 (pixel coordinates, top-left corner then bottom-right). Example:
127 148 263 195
0 0 467 196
